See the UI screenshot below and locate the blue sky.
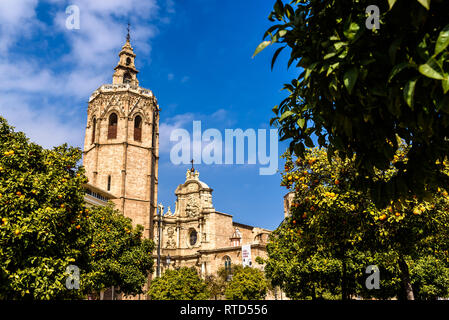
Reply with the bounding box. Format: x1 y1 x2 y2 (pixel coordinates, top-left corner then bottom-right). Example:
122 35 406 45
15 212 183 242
0 0 297 230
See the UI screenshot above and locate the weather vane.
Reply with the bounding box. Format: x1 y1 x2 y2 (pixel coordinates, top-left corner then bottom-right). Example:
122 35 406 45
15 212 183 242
190 159 195 172
127 22 131 41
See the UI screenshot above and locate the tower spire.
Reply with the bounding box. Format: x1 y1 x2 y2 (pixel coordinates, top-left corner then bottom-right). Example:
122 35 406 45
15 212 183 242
112 24 139 86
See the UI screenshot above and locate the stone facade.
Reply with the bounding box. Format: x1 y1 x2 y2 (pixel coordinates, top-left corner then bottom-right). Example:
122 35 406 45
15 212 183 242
153 169 271 278
82 36 274 299
82 38 159 239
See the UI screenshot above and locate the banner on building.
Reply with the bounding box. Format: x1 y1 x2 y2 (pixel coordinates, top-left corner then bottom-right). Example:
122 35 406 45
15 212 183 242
242 244 252 267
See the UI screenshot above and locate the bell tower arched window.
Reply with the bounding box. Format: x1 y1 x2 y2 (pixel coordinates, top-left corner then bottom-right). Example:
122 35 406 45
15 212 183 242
134 115 142 142
108 113 118 139
123 72 131 84
91 117 96 144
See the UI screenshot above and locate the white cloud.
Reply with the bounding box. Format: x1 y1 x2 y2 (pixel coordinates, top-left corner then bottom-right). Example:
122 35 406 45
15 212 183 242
0 0 41 54
159 113 195 153
0 0 175 149
0 93 84 149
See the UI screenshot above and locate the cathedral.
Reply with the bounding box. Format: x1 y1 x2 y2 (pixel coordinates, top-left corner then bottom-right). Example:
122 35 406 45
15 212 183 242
82 34 271 297
153 166 271 277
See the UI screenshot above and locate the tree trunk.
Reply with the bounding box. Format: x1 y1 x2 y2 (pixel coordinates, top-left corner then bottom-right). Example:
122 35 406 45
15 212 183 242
398 256 414 300
341 259 350 300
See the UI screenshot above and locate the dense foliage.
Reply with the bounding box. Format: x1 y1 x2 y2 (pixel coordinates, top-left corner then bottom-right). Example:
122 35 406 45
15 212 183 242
0 117 153 299
0 117 90 299
205 274 227 300
257 0 449 206
264 147 449 300
82 204 154 297
148 267 209 300
224 267 268 300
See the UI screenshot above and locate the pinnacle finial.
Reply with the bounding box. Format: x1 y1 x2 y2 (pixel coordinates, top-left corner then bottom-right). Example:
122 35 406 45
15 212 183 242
126 22 131 42
190 159 195 172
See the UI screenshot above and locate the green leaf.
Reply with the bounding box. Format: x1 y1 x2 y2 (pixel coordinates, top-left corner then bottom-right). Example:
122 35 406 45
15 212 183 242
437 96 449 114
297 118 306 129
271 46 285 70
293 142 305 157
284 4 294 20
274 0 284 16
327 62 340 76
403 78 418 109
343 22 362 42
388 62 413 82
388 0 398 9
389 38 402 65
442 78 449 94
435 24 449 56
305 62 318 80
279 110 294 122
416 0 430 10
418 58 446 80
252 41 271 58
343 67 359 94
324 52 337 60
304 136 314 148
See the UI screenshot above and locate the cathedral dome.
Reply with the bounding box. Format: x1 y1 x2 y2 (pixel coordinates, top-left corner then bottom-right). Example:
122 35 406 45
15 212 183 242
185 169 209 189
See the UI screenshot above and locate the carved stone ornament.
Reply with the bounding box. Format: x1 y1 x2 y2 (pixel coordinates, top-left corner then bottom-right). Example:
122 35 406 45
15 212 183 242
187 183 198 192
185 194 200 217
165 227 176 249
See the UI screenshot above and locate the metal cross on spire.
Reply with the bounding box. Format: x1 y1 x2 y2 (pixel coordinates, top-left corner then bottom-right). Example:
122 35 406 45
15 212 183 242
126 22 131 42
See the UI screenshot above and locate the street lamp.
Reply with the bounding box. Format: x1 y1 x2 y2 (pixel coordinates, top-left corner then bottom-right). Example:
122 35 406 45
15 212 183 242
166 254 171 269
225 259 232 281
156 204 164 278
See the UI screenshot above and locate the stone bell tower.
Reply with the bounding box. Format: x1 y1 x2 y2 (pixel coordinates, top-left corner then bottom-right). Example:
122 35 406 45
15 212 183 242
82 32 159 239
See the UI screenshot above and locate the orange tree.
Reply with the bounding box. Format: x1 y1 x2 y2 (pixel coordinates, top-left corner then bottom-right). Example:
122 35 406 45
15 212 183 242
148 267 209 300
82 204 154 298
256 0 449 206
264 146 449 299
224 266 268 300
0 117 90 299
0 117 153 299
